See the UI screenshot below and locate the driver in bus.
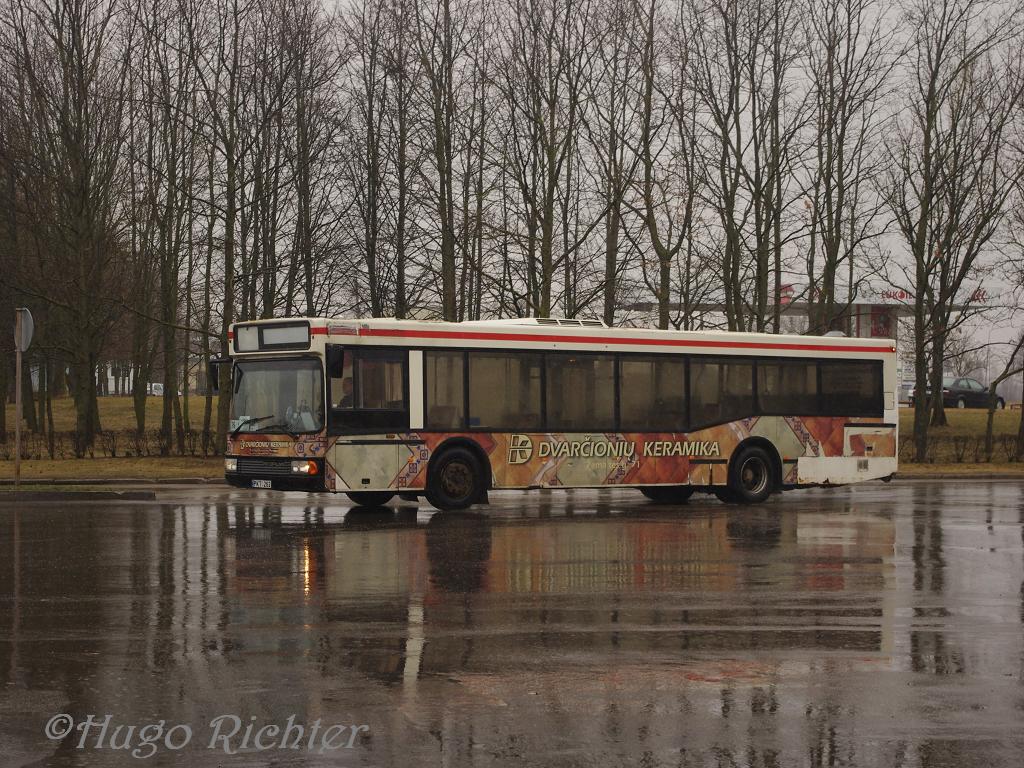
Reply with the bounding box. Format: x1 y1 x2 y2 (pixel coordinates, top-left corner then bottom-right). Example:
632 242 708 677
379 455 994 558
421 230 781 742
337 377 354 408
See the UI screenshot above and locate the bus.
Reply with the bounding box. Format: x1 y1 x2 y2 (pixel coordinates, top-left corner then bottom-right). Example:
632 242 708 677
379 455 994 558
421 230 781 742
218 317 898 510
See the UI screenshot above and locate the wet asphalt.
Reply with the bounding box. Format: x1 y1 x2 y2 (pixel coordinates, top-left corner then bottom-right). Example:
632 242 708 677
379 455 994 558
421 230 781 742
1 480 1023 767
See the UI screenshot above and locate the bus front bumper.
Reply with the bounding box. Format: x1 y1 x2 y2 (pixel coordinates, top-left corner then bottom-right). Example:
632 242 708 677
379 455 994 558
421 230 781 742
224 456 326 492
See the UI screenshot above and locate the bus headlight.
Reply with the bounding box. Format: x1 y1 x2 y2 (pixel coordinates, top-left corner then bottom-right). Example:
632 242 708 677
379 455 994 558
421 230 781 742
291 459 319 475
224 458 238 472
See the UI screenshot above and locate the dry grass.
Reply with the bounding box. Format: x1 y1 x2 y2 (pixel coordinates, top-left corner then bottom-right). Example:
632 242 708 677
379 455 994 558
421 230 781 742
4 394 212 433
0 484 155 494
897 406 1023 463
3 397 1021 472
0 457 222 481
11 396 1016 435
897 406 1019 437
897 463 1024 476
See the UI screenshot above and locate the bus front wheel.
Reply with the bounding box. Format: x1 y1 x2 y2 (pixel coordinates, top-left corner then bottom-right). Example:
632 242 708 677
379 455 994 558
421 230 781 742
426 447 484 511
727 445 775 504
346 491 395 507
640 486 694 504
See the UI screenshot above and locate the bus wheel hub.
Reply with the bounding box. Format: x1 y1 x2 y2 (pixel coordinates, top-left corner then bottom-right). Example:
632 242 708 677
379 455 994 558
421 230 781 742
740 458 767 494
442 462 472 497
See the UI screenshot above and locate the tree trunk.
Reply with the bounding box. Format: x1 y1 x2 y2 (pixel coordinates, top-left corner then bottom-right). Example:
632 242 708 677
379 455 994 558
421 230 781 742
45 361 55 458
983 386 997 462
132 363 148 438
912 301 929 462
202 150 216 456
1016 369 1024 460
36 354 47 434
161 322 176 455
0 354 7 441
21 356 37 432
929 335 948 427
603 203 618 327
215 147 237 455
36 354 47 444
70 355 97 457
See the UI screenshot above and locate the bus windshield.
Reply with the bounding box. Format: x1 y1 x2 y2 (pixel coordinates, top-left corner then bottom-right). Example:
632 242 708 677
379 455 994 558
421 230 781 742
230 358 324 435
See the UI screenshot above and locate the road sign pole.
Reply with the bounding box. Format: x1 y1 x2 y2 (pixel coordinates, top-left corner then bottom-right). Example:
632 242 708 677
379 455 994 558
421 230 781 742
14 311 22 490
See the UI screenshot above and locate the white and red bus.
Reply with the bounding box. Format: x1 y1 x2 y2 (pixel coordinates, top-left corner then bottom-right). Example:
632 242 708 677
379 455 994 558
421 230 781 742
218 317 898 509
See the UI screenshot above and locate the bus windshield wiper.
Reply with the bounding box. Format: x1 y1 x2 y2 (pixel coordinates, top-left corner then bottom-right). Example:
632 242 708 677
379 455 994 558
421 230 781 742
231 414 275 438
260 422 300 440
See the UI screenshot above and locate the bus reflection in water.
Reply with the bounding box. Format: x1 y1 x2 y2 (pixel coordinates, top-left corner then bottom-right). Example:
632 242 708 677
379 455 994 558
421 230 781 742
220 504 895 683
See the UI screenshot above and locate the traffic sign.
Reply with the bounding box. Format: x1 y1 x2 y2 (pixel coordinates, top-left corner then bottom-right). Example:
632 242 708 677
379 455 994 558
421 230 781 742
14 307 33 352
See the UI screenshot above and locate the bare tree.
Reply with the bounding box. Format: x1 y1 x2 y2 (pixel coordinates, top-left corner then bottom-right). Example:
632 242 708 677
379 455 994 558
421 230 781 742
802 0 894 334
884 0 1024 460
412 0 473 320
496 0 594 318
627 0 705 330
342 0 393 316
382 0 421 318
981 330 1024 460
4 0 134 454
687 0 807 332
135 0 204 454
183 0 250 451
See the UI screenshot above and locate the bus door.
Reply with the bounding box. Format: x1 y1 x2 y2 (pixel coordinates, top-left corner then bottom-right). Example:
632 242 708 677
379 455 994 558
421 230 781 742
326 346 411 491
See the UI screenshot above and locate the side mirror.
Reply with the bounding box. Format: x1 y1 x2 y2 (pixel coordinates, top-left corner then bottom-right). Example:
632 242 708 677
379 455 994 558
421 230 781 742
208 357 231 395
326 345 345 378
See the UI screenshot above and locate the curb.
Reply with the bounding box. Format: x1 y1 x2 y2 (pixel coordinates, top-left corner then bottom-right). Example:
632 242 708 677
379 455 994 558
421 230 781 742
1 490 158 502
894 472 1024 480
0 477 226 487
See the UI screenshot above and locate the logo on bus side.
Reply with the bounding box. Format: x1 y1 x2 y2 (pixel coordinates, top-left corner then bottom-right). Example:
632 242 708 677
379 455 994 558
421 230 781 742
642 440 720 457
508 434 534 465
507 435 721 465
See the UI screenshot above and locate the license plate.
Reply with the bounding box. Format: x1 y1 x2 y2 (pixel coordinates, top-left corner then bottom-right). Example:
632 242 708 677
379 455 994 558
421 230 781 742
251 479 272 489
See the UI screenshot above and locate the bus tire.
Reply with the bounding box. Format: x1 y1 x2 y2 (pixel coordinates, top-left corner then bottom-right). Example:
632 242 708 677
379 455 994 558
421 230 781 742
640 486 694 504
728 445 775 504
346 491 395 507
426 447 484 511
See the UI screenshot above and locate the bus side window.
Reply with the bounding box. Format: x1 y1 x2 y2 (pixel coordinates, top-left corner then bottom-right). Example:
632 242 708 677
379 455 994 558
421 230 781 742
328 348 409 432
758 360 818 415
690 358 754 429
546 353 615 431
820 361 882 416
328 348 354 409
468 352 542 430
619 356 686 431
357 356 405 409
425 351 465 429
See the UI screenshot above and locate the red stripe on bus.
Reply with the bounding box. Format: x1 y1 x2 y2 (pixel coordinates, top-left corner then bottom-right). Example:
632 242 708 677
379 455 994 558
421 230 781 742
358 327 893 354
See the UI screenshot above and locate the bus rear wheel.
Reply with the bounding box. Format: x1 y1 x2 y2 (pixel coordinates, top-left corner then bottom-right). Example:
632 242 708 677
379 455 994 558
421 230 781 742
640 486 694 504
346 491 395 507
727 445 775 504
426 447 484 511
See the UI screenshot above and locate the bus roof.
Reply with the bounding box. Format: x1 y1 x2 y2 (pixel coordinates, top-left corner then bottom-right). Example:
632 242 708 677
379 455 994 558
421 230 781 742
228 317 896 357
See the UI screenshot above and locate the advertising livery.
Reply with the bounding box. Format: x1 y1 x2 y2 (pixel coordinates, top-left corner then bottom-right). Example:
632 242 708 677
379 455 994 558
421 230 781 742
221 317 898 510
